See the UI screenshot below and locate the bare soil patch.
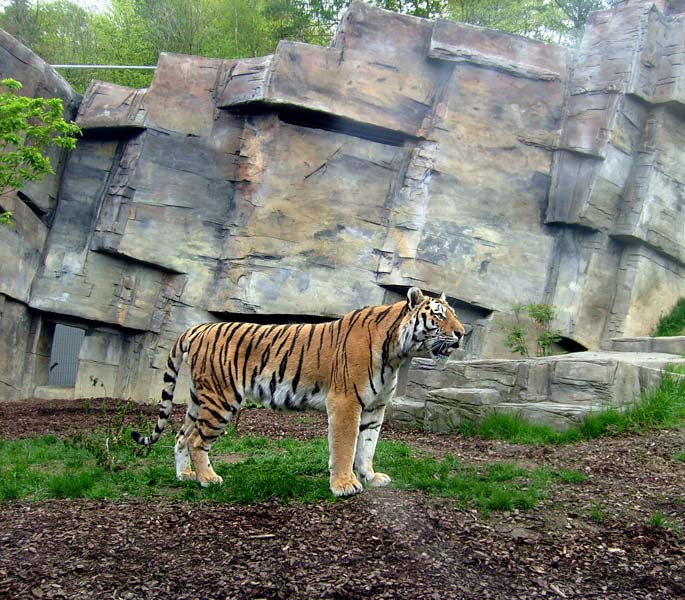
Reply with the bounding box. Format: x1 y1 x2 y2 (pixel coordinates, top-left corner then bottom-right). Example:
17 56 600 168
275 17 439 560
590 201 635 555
1 398 684 599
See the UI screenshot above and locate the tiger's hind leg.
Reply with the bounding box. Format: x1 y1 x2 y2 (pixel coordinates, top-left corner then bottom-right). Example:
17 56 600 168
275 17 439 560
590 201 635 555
174 383 201 482
187 394 237 487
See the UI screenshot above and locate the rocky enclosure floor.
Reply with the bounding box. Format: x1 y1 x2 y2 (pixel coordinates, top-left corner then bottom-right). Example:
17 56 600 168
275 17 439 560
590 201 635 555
0 398 684 600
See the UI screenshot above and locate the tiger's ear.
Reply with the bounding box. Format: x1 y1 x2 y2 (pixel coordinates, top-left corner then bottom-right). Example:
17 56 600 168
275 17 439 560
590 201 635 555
439 291 446 302
407 287 425 310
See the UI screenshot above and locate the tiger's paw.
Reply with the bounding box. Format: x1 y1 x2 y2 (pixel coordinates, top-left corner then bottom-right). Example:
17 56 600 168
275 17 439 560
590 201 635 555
330 475 363 497
177 469 197 482
366 472 392 488
198 473 224 487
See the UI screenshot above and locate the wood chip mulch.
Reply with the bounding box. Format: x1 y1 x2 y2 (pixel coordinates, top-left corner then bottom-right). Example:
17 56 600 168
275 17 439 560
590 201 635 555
1 398 684 599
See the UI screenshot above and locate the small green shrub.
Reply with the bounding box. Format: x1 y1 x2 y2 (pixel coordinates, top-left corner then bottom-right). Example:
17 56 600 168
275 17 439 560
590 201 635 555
502 303 563 357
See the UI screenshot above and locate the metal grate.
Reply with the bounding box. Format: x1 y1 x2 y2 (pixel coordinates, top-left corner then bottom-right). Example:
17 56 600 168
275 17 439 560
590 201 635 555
48 325 85 387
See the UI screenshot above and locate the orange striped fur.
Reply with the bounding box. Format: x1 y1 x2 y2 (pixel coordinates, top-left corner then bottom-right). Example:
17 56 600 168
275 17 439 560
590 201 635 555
132 287 465 496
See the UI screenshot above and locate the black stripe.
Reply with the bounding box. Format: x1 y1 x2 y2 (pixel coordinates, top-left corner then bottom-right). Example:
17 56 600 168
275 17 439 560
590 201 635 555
190 390 200 405
291 324 305 348
198 418 223 431
254 324 275 349
233 324 257 372
275 327 294 356
367 367 377 395
361 307 374 327
167 356 179 375
259 347 272 373
163 372 175 384
242 340 254 389
162 389 173 402
250 366 259 392
306 324 317 350
218 324 248 405
271 326 286 346
197 428 220 442
366 329 377 394
353 384 364 409
270 372 277 396
209 322 229 363
374 306 392 324
205 405 229 424
317 324 325 369
278 353 289 383
190 325 214 370
292 345 305 393
359 421 381 432
380 309 407 384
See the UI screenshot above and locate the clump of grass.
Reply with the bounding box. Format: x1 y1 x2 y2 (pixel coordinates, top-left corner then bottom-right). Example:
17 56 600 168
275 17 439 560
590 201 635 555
461 367 685 445
675 452 685 462
459 412 581 445
377 444 582 513
590 502 606 524
653 298 685 337
649 511 681 536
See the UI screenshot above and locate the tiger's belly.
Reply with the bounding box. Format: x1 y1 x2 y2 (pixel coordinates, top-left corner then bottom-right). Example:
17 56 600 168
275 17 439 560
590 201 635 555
245 376 328 412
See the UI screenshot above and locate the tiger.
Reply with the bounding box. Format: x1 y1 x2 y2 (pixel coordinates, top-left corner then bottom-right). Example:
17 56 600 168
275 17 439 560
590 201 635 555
132 287 465 497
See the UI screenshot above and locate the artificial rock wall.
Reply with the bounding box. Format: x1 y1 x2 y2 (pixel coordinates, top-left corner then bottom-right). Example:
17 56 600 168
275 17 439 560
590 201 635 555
1 0 685 402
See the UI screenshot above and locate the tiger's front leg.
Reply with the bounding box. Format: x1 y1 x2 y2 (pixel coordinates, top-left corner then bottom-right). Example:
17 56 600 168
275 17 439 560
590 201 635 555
354 404 391 488
326 394 363 497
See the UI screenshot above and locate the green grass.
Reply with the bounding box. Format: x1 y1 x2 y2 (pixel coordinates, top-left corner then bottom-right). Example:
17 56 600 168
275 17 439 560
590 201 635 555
0 429 583 511
654 298 685 336
460 368 685 445
590 502 606 524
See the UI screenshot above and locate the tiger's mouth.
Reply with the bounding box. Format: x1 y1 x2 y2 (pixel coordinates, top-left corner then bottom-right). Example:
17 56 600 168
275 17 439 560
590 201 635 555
428 337 461 360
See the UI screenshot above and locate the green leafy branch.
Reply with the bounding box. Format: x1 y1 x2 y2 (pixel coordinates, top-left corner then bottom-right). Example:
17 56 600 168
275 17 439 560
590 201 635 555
0 78 81 225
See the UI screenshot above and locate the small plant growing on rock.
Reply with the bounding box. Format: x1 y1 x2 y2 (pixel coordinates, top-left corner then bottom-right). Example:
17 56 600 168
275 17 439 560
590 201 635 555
503 303 563 358
653 298 685 337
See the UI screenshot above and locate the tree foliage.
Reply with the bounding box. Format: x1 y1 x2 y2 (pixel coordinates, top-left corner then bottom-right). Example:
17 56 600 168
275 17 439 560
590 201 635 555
0 1 620 92
0 78 81 225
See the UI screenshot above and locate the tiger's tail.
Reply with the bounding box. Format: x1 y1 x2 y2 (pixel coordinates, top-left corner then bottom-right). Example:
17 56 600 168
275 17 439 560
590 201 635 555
131 337 184 447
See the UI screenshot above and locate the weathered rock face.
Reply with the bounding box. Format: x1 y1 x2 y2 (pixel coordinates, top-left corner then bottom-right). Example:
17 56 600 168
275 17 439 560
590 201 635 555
393 348 685 432
1 0 685 404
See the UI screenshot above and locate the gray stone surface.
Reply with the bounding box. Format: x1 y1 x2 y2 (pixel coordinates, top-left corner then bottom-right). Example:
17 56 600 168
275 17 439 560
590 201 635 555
1 0 685 404
399 350 685 432
607 335 685 354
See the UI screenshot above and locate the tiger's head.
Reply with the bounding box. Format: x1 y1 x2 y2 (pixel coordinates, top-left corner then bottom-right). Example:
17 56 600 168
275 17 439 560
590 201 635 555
403 287 466 362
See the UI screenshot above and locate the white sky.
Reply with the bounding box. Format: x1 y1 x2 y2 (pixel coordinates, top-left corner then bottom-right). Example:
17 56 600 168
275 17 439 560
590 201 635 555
0 0 111 11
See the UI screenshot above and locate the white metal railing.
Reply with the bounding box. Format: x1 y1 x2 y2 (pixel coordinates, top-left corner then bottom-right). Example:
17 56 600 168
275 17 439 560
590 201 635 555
51 65 156 70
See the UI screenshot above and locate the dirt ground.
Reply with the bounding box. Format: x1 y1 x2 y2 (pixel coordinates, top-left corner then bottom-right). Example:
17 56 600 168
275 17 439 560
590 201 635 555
1 398 684 600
